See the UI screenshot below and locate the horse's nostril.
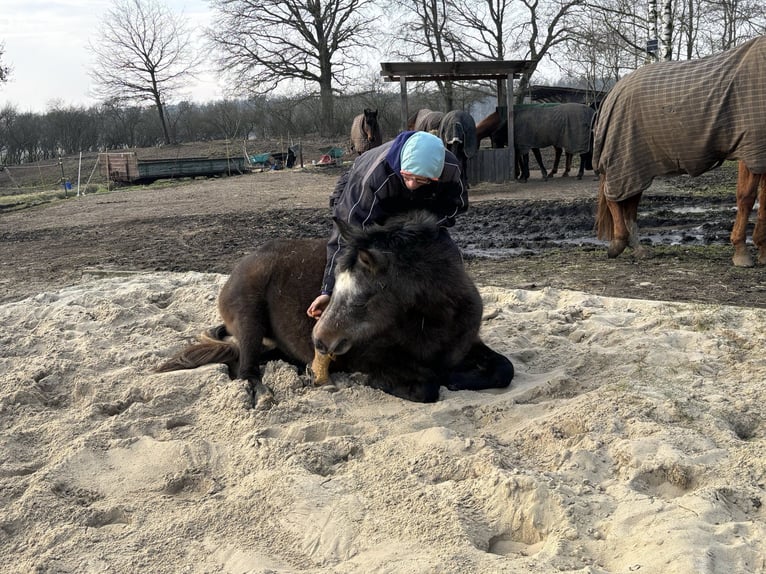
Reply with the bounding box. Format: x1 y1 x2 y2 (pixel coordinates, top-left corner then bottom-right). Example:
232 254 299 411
314 338 328 354
332 338 351 355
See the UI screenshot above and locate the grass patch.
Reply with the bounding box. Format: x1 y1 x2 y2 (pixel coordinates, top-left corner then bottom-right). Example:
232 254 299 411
0 184 111 212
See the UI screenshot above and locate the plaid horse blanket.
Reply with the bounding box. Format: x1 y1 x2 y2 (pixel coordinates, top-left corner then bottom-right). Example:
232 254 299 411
593 35 766 202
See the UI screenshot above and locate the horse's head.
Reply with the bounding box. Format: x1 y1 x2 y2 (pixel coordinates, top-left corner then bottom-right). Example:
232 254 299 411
363 109 379 142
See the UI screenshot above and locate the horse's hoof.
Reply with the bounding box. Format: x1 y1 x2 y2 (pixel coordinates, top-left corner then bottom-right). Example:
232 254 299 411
632 245 653 259
733 254 755 267
607 239 628 258
247 380 275 410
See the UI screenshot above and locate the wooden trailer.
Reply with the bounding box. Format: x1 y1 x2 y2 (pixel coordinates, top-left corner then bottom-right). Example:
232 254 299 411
99 152 250 183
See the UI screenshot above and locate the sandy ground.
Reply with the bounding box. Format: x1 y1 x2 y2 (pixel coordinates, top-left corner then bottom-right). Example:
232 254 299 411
2 164 766 573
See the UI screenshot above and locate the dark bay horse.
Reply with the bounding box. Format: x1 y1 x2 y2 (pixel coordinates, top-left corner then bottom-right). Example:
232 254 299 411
156 211 514 407
350 108 382 155
593 36 766 266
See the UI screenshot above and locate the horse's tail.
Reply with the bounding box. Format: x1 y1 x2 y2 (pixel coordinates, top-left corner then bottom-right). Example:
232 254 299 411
595 174 613 240
154 324 239 374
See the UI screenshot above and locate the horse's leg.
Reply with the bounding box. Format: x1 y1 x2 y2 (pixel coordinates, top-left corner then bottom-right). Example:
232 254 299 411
576 153 585 180
516 151 529 183
625 197 651 259
597 175 630 258
731 162 759 267
562 152 573 177
755 175 766 265
550 147 562 176
531 148 548 180
225 309 275 410
446 341 514 391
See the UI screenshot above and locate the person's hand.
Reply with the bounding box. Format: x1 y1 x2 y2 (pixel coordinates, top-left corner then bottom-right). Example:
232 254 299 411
307 294 331 319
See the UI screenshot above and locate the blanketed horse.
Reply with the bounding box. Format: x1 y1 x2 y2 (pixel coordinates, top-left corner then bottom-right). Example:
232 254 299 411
594 36 766 267
438 110 477 189
413 109 444 133
350 108 383 155
156 211 514 407
476 104 595 182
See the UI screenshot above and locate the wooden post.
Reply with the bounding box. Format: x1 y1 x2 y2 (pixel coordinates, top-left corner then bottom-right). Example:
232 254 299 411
506 73 515 181
400 76 408 133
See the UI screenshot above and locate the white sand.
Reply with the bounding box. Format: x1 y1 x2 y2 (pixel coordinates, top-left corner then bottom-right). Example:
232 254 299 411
1 272 765 573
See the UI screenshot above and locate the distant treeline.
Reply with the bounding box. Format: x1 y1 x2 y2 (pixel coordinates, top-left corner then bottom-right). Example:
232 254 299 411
0 88 489 165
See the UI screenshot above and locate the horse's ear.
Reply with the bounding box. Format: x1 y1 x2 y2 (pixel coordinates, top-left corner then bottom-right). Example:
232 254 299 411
333 216 361 243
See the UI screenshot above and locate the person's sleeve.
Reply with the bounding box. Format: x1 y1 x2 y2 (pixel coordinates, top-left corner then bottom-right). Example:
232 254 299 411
435 174 468 227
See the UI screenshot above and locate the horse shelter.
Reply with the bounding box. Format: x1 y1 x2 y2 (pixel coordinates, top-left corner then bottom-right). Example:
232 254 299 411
379 60 536 184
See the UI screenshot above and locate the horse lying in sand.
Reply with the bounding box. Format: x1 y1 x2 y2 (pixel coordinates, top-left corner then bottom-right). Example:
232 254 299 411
156 211 514 408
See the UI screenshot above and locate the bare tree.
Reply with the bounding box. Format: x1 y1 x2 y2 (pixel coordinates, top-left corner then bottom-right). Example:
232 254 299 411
0 42 10 84
207 0 376 136
89 0 200 144
386 0 466 108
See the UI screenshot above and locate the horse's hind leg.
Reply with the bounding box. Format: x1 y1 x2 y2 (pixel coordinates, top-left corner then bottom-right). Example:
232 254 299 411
223 304 276 409
601 183 645 259
446 341 514 391
531 148 548 180
731 162 760 267
550 147 563 176
562 152 573 177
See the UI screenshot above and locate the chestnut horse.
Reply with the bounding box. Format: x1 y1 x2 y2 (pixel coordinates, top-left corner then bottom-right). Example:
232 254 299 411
593 37 766 267
596 162 766 266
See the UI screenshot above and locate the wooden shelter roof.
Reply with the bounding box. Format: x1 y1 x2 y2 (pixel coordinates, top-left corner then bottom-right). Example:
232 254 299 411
380 60 536 134
379 59 537 183
380 61 537 83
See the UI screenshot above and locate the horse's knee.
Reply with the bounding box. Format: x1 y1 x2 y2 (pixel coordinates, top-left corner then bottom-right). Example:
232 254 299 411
447 342 514 391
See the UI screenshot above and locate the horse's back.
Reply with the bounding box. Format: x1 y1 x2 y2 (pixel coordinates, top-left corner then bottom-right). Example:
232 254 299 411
219 238 327 364
594 36 766 202
414 110 444 133
440 110 478 158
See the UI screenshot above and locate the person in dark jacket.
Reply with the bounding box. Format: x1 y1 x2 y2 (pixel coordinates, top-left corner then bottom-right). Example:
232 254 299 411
307 130 468 318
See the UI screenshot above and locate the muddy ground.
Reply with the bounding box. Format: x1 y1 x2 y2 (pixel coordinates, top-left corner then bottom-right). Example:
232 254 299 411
1 161 765 308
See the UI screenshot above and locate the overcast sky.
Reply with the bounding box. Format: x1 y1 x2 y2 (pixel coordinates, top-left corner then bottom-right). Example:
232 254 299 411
0 0 224 113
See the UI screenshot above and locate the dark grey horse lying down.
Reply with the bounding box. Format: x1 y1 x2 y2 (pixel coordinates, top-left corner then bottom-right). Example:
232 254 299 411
157 211 514 407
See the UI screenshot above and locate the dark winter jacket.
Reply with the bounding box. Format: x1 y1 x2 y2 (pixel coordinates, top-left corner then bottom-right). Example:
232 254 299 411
321 131 467 295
